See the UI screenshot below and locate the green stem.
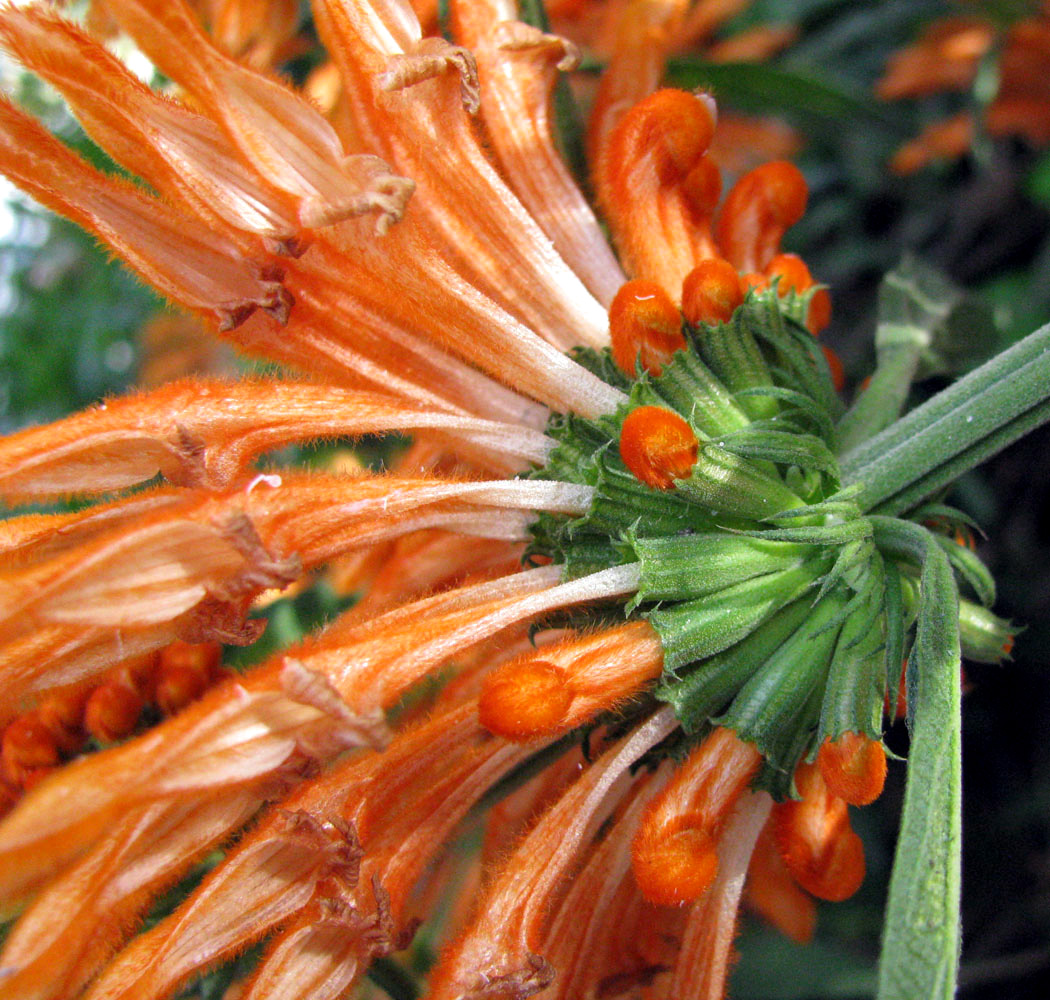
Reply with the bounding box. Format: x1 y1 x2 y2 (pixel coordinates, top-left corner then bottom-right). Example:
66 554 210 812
836 341 922 455
872 522 962 1000
840 322 1050 512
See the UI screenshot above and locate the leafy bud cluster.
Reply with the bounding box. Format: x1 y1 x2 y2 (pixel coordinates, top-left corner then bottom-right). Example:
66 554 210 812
529 291 1011 796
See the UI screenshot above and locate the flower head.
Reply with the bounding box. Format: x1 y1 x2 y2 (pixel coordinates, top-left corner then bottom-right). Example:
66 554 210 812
0 2 1017 999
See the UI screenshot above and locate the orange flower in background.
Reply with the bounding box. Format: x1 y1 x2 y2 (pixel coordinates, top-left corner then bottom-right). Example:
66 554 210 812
0 1 905 999
879 1 1050 172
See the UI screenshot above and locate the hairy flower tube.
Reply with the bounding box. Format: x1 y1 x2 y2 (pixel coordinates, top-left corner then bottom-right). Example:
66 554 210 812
0 2 1031 1000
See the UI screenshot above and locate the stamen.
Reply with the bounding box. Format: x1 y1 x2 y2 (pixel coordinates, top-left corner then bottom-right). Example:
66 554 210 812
619 406 699 489
681 258 745 326
609 280 685 375
817 733 887 807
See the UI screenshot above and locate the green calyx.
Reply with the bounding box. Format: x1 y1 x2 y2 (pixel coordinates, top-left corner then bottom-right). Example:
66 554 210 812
528 286 1014 798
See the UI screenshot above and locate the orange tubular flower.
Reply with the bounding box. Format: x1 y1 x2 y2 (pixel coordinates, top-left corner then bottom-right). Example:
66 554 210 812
631 728 762 907
774 761 866 903
880 8 1050 172
0 1 857 997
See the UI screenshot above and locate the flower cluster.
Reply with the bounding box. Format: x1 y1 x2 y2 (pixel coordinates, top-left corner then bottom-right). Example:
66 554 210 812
0 2 1016 1000
879 0 1050 173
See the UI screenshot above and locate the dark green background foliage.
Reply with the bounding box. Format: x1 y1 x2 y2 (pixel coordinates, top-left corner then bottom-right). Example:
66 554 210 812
2 1 1050 997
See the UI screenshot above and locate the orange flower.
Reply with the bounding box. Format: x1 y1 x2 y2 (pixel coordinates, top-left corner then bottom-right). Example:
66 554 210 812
0 2 865 999
879 6 1050 172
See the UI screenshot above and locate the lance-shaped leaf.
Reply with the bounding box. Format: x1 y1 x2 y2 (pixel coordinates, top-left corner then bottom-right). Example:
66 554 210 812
872 518 962 1000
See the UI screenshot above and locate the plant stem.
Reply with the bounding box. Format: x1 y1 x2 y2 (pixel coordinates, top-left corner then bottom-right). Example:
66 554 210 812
840 322 1050 512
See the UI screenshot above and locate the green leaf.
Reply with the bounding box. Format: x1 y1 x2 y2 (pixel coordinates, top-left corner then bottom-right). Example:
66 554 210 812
873 524 962 1000
664 59 904 136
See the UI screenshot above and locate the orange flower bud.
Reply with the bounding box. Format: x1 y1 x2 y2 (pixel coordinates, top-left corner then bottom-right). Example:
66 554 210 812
477 659 574 740
808 289 833 335
774 761 865 902
765 253 813 296
746 822 817 944
84 676 144 743
886 659 909 720
609 280 686 376
620 89 716 186
3 715 61 786
619 407 699 490
817 733 887 806
631 821 720 907
36 688 89 754
741 271 770 293
155 641 221 715
715 161 808 273
681 258 744 326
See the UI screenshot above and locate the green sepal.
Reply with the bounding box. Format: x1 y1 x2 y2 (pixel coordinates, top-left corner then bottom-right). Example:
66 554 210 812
648 561 825 672
743 294 843 428
629 533 813 607
751 679 827 801
715 589 846 779
656 598 814 729
564 345 634 393
932 533 996 607
582 455 716 537
911 502 985 538
883 561 906 720
819 563 888 742
711 426 840 480
537 411 610 485
735 385 835 442
642 346 751 437
806 538 872 618
689 314 779 422
675 443 804 520
957 598 1014 663
559 536 629 579
744 517 873 547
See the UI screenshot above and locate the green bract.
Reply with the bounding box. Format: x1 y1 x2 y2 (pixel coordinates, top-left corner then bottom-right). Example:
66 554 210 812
528 283 1011 800
525 258 1050 1000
